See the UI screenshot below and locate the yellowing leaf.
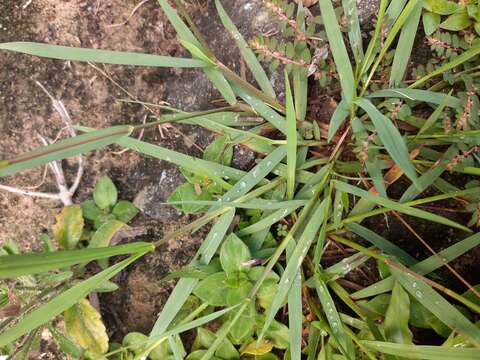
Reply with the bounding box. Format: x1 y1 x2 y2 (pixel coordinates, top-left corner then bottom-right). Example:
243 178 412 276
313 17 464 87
0 160 9 169
52 205 84 250
89 220 126 248
64 299 108 355
242 339 273 355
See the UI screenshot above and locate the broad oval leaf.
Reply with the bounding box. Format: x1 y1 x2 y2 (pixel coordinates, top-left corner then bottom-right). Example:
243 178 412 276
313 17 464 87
64 299 109 355
220 234 251 277
93 176 118 209
193 272 229 306
112 200 139 223
242 340 273 355
52 205 84 250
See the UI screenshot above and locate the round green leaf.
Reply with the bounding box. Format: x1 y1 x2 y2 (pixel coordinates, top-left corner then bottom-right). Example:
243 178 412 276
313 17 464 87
93 176 118 209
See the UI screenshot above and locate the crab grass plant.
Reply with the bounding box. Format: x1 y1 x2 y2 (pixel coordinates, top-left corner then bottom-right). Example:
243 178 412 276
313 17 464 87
1 0 480 359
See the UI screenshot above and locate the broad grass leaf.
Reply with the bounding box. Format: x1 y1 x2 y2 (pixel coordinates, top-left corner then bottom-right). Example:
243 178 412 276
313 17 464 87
285 70 297 200
424 0 461 15
410 42 480 88
0 252 147 347
389 1 423 87
0 125 132 178
362 341 480 359
0 42 205 68
64 299 108 355
367 89 461 107
356 98 419 188
93 176 118 209
318 0 355 104
327 99 350 142
220 234 251 278
390 266 480 344
52 205 84 250
149 209 235 338
384 282 413 345
0 242 152 278
214 0 275 99
112 200 139 223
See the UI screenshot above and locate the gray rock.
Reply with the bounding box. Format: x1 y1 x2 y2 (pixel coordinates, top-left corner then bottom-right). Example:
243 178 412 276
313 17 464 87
356 0 379 29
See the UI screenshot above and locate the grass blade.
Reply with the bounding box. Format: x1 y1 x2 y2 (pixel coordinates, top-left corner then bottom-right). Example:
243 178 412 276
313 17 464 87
342 0 363 64
353 231 480 298
149 209 235 338
327 99 350 142
0 42 205 68
417 90 454 135
318 0 355 104
287 239 303 360
347 223 417 266
0 126 132 178
335 180 470 232
0 252 146 347
285 71 297 200
157 0 236 104
389 1 423 87
214 0 275 99
384 282 413 344
236 206 299 236
367 89 460 107
231 83 287 134
410 42 480 88
362 341 480 359
356 98 420 188
261 199 329 339
391 266 480 344
0 242 153 278
313 275 356 359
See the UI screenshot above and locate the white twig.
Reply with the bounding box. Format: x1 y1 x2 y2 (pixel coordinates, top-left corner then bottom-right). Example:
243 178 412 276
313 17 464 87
105 0 151 28
0 184 60 200
0 83 85 207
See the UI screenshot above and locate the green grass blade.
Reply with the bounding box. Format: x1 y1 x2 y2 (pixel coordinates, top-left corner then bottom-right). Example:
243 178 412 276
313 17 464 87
342 0 364 64
335 180 470 232
318 0 355 104
236 206 299 236
149 209 235 338
231 83 287 134
261 199 329 339
287 239 303 360
362 341 480 360
353 231 480 298
347 223 416 266
157 0 203 48
389 1 423 87
391 266 480 344
0 125 132 178
384 282 413 344
359 0 388 78
0 242 153 278
214 0 275 98
399 146 458 203
286 71 297 200
216 145 287 205
417 90 454 135
0 42 206 68
367 89 460 107
157 0 236 104
314 275 356 359
356 98 419 188
0 252 146 347
362 0 419 92
327 99 350 142
410 42 480 88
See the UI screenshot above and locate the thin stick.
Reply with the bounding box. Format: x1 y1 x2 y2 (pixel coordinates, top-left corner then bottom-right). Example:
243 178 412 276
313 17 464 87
392 211 480 299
